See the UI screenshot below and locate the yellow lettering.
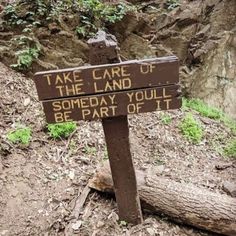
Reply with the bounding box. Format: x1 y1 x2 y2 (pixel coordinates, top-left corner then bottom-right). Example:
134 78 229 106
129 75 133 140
104 81 113 91
108 95 116 104
55 74 64 85
136 102 144 113
63 72 72 83
52 101 62 112
93 69 102 80
103 69 112 80
54 112 64 123
75 83 84 95
127 93 134 102
94 82 104 93
90 97 99 107
136 91 144 102
100 97 108 106
111 67 121 78
92 109 100 119
44 74 52 86
112 79 123 90
163 88 171 98
80 98 89 108
110 105 117 116
56 86 64 96
123 78 131 89
72 99 81 109
64 111 72 122
140 64 149 74
164 99 172 110
156 100 161 110
127 104 136 114
65 84 75 96
82 109 91 119
100 107 109 117
150 64 155 73
73 70 81 82
121 66 130 77
62 100 71 110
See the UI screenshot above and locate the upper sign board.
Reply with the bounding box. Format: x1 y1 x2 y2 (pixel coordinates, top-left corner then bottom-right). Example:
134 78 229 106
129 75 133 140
34 56 179 100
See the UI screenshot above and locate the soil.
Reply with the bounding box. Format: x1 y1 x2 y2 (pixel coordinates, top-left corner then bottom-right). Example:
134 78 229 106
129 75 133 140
0 61 235 236
0 0 236 235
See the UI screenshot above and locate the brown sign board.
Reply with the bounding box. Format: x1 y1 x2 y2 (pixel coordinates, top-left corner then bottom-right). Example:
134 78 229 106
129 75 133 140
42 85 181 123
34 56 179 101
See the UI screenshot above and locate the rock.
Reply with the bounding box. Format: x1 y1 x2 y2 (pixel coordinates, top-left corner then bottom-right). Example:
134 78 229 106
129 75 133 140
71 220 82 230
23 97 31 107
215 162 233 170
223 181 236 197
146 227 156 236
120 33 156 59
189 32 236 119
96 221 105 228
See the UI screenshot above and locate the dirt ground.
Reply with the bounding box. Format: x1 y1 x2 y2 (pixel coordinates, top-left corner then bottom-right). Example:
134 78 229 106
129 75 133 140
0 59 235 236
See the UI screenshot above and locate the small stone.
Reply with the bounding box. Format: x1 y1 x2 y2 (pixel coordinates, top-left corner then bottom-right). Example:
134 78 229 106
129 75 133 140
223 181 236 197
215 162 232 170
96 221 105 228
146 227 156 236
68 170 75 180
71 221 82 230
23 97 31 107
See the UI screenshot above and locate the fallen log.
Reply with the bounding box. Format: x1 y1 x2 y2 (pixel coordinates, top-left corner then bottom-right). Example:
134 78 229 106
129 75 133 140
89 163 236 236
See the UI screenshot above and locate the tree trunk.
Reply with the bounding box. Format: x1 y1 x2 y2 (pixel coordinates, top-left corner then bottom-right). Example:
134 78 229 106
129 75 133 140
89 163 236 236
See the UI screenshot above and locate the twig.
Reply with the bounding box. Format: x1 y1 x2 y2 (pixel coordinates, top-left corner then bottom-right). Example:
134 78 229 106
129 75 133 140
64 184 91 236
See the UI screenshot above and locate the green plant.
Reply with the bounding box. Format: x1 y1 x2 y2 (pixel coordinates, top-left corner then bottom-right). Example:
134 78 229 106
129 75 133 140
221 116 236 135
179 113 203 144
183 98 236 134
224 139 236 158
183 98 223 120
84 145 97 155
76 1 135 38
119 220 128 227
47 122 77 139
7 126 31 145
11 46 40 70
165 0 180 10
160 113 172 125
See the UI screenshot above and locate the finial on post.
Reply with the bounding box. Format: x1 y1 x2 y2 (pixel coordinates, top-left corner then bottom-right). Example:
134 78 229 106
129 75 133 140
87 30 121 65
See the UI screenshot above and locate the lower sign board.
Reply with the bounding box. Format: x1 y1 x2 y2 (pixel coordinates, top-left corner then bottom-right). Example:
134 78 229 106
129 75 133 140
42 85 181 123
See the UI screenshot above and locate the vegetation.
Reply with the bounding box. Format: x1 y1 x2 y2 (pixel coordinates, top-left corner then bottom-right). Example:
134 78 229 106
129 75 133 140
165 0 180 10
75 1 135 38
179 113 203 144
3 0 134 69
183 98 222 120
3 0 134 38
119 220 128 227
47 122 77 139
183 98 236 134
224 139 236 158
11 46 40 70
83 145 97 155
160 113 172 125
7 126 32 145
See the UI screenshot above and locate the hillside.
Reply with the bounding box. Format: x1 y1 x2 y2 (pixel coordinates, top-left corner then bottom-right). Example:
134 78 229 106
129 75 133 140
0 1 236 236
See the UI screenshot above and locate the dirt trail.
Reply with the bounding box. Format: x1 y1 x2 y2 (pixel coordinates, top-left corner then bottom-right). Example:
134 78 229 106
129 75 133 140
0 62 235 235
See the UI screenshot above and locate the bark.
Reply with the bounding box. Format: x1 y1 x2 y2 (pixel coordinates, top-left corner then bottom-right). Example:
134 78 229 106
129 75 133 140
89 163 236 236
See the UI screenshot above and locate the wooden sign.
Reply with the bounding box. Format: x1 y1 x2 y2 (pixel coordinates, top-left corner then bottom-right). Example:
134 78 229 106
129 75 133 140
34 56 179 100
42 85 181 123
34 57 181 124
33 30 182 226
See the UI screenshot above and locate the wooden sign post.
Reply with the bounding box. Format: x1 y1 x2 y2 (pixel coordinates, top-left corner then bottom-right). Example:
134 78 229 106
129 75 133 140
33 31 181 225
